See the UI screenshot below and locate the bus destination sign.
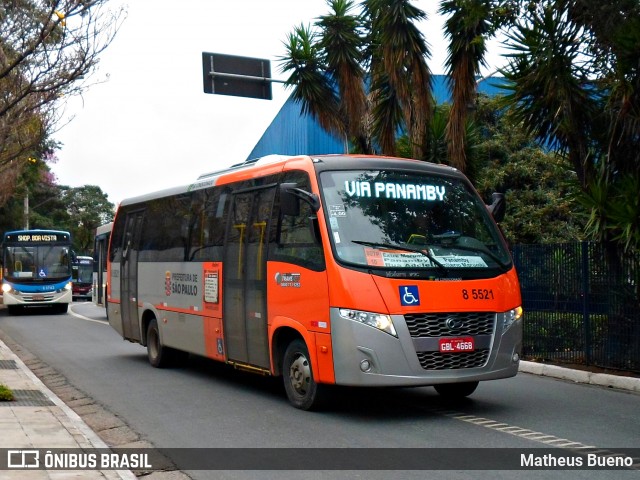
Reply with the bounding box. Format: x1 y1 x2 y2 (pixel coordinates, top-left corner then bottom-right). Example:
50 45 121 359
9 233 66 243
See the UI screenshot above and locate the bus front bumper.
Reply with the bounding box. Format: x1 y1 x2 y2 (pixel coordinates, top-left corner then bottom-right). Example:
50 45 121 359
330 308 522 387
1 288 72 306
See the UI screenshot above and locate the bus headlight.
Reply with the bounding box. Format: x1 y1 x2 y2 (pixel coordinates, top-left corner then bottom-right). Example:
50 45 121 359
63 282 72 291
339 308 397 337
1 283 12 294
504 306 523 330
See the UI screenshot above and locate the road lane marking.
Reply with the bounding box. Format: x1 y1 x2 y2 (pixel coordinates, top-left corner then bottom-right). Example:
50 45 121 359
68 305 108 325
428 407 640 469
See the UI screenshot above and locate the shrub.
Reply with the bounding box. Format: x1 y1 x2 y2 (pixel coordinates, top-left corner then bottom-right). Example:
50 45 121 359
0 384 14 401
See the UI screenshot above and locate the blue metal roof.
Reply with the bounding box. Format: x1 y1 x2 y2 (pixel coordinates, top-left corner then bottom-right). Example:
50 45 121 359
248 74 509 159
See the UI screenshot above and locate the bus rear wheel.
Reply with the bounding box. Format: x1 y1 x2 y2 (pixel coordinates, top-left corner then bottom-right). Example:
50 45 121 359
147 318 171 368
434 381 479 398
283 339 325 410
146 318 186 368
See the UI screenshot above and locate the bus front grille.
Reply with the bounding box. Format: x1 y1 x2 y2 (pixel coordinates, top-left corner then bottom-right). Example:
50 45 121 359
404 312 495 338
416 349 490 370
21 293 56 302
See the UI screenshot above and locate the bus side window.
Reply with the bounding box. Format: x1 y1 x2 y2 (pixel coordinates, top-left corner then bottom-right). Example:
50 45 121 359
189 188 227 262
271 174 325 271
139 196 190 262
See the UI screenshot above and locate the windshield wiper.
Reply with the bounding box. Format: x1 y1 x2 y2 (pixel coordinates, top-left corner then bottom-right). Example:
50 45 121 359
352 240 447 272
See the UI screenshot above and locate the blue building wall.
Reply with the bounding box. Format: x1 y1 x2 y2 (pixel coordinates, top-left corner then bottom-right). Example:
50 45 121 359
248 74 509 159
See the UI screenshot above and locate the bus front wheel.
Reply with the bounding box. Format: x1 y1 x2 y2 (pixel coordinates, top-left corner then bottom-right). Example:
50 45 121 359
283 339 325 410
434 381 479 398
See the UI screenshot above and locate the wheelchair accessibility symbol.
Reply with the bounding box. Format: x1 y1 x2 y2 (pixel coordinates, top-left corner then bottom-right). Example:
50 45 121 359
400 285 420 306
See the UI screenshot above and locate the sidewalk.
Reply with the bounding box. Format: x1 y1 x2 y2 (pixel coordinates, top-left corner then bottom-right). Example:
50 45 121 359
0 330 136 479
0 302 639 480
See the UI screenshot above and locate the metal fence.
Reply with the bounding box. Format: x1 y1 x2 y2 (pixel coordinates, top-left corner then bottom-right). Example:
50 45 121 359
512 242 640 373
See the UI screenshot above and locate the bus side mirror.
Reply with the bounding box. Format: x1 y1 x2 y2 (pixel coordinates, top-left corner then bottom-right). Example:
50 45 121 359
279 183 320 216
487 193 506 223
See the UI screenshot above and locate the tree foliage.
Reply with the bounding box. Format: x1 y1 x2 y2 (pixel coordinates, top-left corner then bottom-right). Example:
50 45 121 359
0 0 124 205
0 153 115 254
281 0 638 254
439 0 516 172
60 185 115 253
500 0 640 252
279 0 433 158
472 96 585 244
397 96 585 245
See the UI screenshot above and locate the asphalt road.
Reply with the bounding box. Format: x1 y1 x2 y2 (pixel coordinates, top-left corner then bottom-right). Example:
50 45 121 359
0 303 638 480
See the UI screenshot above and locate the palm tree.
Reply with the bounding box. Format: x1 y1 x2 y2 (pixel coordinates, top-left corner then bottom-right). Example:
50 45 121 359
279 0 433 158
317 0 371 153
439 0 492 172
501 1 596 188
279 23 345 146
439 0 517 173
501 0 640 252
364 0 434 158
280 1 370 153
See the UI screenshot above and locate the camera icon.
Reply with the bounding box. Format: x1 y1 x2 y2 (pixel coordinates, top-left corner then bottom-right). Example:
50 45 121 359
7 450 40 468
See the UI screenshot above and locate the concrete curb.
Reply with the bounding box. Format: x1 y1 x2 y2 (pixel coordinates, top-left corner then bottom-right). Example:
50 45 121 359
519 360 640 393
0 337 138 480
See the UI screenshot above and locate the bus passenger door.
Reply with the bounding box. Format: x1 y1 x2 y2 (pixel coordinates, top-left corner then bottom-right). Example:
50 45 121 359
120 211 144 341
224 187 275 368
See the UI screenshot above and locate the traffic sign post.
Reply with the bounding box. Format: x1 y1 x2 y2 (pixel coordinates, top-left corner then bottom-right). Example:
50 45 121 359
202 52 285 100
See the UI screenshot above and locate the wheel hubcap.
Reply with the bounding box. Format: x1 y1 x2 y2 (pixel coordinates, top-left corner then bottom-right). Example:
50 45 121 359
289 353 310 395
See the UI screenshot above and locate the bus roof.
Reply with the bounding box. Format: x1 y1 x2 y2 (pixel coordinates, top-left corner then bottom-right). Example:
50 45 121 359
95 222 113 236
4 229 70 237
117 154 462 208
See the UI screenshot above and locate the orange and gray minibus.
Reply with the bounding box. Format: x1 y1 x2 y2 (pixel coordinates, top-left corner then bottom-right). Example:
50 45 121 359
106 154 522 409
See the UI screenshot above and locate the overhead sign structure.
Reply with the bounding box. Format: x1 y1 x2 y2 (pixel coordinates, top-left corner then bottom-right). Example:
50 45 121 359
202 52 284 100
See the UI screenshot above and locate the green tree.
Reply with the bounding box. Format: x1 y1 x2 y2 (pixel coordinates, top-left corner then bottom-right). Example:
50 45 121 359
59 185 115 254
500 0 640 252
440 0 488 172
397 95 585 244
0 0 124 205
0 138 62 232
280 0 433 158
472 96 585 244
0 159 115 255
364 0 433 158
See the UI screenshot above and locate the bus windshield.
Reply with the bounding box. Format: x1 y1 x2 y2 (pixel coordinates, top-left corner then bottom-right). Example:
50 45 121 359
3 245 72 281
319 169 512 274
73 258 93 284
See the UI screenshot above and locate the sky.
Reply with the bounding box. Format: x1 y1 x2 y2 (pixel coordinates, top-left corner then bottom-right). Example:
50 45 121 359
52 0 508 207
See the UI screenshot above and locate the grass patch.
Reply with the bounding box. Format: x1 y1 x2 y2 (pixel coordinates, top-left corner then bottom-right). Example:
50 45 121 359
0 383 14 401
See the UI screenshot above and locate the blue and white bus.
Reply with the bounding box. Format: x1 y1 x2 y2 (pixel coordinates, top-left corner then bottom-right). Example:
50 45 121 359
1 229 74 314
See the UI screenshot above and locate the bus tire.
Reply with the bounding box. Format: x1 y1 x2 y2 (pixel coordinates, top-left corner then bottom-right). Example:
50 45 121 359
434 381 479 398
146 318 172 368
283 339 325 410
56 304 69 314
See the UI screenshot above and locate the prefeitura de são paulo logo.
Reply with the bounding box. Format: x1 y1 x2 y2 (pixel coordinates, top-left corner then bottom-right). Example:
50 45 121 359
165 271 171 296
